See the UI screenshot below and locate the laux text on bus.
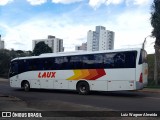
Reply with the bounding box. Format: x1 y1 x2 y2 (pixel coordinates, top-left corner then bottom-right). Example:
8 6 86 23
38 72 56 78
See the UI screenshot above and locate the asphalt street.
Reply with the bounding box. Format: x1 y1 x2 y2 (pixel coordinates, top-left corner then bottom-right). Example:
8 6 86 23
0 80 160 111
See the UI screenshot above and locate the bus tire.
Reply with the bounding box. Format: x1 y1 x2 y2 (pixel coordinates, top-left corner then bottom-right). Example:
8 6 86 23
77 81 90 95
23 81 30 92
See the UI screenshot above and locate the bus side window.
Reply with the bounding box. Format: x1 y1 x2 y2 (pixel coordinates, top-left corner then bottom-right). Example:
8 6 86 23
70 56 82 69
82 55 94 69
63 56 70 69
103 53 115 68
125 51 137 68
43 58 53 70
94 54 103 68
54 57 64 70
113 53 125 68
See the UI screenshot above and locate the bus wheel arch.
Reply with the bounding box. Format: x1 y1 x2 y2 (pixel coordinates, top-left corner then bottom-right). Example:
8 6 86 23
21 80 30 92
76 81 90 95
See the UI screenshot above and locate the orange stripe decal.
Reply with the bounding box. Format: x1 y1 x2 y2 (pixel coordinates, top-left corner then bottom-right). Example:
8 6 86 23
67 70 82 80
83 69 98 80
90 69 106 80
67 69 106 80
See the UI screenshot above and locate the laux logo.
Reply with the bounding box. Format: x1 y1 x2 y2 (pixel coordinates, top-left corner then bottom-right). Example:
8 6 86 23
38 72 56 78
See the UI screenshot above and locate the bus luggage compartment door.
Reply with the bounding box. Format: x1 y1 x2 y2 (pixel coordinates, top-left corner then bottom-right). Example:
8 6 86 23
108 80 134 91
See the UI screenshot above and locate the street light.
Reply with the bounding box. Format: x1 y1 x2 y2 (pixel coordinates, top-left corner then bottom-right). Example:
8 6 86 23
142 35 151 50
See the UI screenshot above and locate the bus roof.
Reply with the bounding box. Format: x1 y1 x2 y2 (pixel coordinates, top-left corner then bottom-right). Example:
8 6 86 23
11 48 142 61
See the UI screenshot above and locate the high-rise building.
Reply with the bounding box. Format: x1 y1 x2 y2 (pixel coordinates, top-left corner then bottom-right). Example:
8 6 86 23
75 42 87 51
32 35 64 53
0 35 4 49
87 26 114 51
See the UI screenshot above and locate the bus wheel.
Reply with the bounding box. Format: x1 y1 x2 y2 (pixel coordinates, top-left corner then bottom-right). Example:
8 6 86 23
23 81 30 92
77 82 90 95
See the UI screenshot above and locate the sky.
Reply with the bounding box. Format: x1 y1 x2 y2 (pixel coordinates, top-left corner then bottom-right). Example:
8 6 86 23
0 0 155 54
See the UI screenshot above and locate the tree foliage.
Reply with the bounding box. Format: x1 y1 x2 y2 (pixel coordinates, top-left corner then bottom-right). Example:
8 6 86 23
0 49 11 78
0 49 32 78
151 0 160 85
32 42 52 56
151 0 160 45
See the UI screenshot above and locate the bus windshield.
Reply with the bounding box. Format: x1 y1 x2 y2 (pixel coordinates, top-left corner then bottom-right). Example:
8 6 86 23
9 61 19 77
139 49 147 64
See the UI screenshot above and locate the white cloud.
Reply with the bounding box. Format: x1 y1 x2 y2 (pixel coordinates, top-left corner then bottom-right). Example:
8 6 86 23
1 0 155 54
109 10 155 54
126 0 151 6
89 0 106 9
2 16 91 51
26 0 47 5
89 0 151 9
133 0 150 5
52 0 83 4
0 0 152 7
88 0 124 9
0 0 13 6
2 8 155 54
106 0 124 5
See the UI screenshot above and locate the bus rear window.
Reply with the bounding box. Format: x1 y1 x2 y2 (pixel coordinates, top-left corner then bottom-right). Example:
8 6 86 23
139 49 147 64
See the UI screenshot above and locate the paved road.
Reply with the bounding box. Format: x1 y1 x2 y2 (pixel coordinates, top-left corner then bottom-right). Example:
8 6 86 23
1 80 160 112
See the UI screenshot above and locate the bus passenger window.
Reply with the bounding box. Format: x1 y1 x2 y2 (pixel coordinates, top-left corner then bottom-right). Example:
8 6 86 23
113 53 125 68
82 55 94 69
70 56 82 69
55 57 64 70
94 54 103 68
103 53 115 68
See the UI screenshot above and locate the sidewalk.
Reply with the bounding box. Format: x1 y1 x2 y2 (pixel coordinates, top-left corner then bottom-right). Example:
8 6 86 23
138 88 160 93
0 78 9 82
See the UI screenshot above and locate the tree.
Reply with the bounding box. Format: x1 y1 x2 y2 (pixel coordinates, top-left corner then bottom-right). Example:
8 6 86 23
151 0 160 85
32 41 52 56
0 49 33 78
0 49 11 78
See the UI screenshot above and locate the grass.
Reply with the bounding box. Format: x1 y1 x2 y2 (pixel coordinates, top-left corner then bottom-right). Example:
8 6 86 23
146 86 160 89
146 79 160 89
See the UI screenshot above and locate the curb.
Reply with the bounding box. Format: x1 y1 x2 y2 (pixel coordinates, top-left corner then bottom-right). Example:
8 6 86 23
138 89 160 93
0 78 8 82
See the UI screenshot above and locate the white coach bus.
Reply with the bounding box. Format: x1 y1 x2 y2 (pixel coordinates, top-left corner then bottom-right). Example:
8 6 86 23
9 48 148 95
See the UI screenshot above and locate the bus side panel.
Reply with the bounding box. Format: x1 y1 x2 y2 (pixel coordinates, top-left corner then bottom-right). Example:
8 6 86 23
10 76 21 88
108 80 134 91
31 79 41 88
40 79 54 89
89 81 107 91
135 64 148 89
142 63 148 87
68 80 77 90
54 79 68 89
21 71 55 89
106 69 135 91
54 70 74 89
18 71 41 88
